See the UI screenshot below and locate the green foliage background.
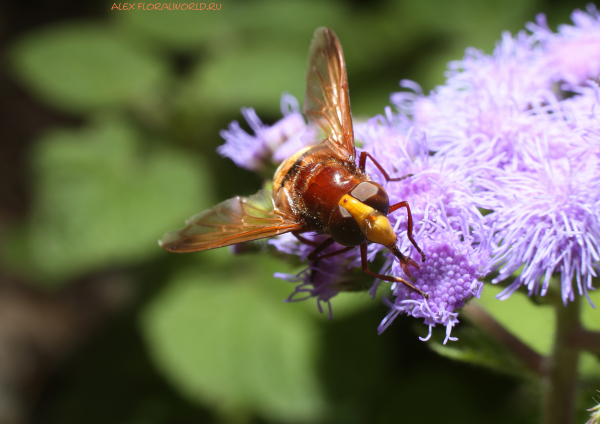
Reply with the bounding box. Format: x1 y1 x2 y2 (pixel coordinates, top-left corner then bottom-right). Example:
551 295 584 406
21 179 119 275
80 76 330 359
0 0 596 423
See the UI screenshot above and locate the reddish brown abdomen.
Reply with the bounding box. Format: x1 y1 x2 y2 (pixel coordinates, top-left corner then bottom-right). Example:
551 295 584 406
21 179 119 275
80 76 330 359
295 159 364 231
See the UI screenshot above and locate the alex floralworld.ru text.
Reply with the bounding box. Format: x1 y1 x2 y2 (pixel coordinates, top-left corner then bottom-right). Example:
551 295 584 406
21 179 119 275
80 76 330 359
111 3 221 10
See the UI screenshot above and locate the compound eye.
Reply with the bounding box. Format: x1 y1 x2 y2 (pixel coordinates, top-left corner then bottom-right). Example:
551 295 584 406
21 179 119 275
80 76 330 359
328 205 366 247
350 181 390 215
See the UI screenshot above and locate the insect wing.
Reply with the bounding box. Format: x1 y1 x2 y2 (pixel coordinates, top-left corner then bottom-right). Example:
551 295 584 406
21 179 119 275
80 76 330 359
304 27 355 161
160 190 302 253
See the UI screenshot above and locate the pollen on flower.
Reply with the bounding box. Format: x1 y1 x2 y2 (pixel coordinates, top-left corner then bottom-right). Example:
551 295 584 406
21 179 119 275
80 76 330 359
379 226 489 343
399 245 482 308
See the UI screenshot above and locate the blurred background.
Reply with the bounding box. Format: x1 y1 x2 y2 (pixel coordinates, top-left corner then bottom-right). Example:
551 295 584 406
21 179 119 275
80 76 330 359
0 0 597 423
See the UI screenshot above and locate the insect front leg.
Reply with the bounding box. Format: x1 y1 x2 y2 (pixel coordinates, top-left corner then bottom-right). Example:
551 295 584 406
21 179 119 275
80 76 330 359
360 243 428 299
389 201 426 262
358 152 426 263
358 151 412 182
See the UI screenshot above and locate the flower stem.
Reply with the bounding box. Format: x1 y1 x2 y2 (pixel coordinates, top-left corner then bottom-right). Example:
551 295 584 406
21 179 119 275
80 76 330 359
542 296 581 424
568 328 600 353
462 302 545 376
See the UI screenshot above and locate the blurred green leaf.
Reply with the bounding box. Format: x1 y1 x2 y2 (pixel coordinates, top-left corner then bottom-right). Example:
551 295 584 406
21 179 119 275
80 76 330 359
399 0 537 49
116 7 232 50
142 256 325 423
318 292 378 320
9 23 167 113
477 284 555 356
580 287 600 378
429 324 533 378
580 352 600 380
231 0 347 38
181 45 305 115
2 117 210 285
582 283 600 331
343 0 539 95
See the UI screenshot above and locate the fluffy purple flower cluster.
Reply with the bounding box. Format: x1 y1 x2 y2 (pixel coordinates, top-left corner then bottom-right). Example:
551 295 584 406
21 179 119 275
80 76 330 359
218 94 313 175
406 6 600 306
218 6 600 342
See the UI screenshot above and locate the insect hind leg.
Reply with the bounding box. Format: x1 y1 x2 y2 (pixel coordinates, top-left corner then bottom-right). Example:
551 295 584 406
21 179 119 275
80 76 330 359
301 237 355 283
293 231 322 247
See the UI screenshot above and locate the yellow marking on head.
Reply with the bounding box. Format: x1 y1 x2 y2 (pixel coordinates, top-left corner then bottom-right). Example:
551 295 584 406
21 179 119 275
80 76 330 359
338 194 397 247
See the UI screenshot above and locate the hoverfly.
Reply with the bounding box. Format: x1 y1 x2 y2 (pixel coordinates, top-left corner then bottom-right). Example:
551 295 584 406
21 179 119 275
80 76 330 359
160 27 428 298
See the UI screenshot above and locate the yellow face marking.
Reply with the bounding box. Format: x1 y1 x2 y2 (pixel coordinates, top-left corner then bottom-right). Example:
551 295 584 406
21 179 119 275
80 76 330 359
338 194 397 247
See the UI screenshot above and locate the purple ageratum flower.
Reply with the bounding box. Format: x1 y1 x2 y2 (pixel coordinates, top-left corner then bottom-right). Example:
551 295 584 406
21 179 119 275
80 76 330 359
397 6 600 177
392 28 591 174
353 112 484 228
474 128 600 305
529 5 600 87
218 93 311 173
355 114 491 342
380 221 489 343
390 7 600 307
274 245 348 319
270 231 381 318
561 83 600 159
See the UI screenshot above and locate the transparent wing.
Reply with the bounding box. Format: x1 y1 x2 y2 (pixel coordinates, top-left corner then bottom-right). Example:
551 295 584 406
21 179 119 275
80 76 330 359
160 190 302 253
304 27 355 161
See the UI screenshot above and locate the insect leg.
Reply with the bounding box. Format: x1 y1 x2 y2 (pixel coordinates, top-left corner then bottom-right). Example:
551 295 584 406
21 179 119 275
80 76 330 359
307 239 356 261
305 237 335 283
307 237 335 261
358 151 413 182
360 243 429 299
304 239 356 282
389 201 425 262
293 231 322 247
312 245 355 261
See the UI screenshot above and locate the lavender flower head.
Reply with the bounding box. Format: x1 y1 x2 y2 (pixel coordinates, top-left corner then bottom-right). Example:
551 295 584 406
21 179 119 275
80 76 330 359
406 5 600 306
218 93 313 175
351 111 491 343
531 7 600 86
218 6 600 341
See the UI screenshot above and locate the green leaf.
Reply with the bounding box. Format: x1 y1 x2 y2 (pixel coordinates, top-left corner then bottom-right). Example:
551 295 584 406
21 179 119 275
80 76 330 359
141 256 325 423
429 324 533 378
115 5 231 50
231 0 346 37
9 23 167 113
319 292 378 320
580 352 600 380
476 283 555 356
182 45 305 114
582 283 600 331
399 0 537 51
2 117 210 285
